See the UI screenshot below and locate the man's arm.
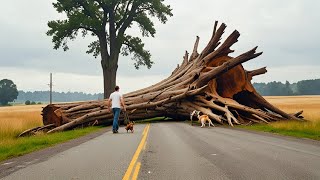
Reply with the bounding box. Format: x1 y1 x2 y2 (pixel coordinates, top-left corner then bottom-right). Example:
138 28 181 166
121 96 126 111
107 99 112 111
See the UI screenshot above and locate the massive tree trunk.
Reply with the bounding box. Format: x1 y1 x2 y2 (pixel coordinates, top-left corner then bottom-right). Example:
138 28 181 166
20 21 303 136
102 62 117 99
99 32 119 99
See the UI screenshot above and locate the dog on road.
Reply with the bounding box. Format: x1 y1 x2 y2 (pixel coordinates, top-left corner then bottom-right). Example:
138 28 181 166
190 110 215 128
125 121 134 133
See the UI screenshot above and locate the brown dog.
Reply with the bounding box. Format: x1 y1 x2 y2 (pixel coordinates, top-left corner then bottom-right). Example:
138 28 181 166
125 121 134 133
190 110 214 128
198 114 215 128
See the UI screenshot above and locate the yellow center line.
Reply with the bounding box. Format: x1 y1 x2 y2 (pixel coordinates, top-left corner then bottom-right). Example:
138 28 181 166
132 162 141 180
122 124 150 180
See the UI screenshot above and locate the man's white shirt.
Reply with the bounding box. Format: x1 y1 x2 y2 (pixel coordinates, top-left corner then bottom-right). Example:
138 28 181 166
109 91 122 108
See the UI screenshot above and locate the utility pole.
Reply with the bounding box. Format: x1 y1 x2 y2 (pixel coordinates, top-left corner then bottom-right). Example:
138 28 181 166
49 73 52 104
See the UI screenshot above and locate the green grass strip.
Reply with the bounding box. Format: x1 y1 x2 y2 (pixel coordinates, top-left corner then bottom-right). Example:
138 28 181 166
239 123 320 141
0 126 103 162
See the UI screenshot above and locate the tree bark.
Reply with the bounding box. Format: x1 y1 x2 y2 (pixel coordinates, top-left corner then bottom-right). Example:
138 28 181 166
102 62 117 99
99 32 119 99
26 21 304 135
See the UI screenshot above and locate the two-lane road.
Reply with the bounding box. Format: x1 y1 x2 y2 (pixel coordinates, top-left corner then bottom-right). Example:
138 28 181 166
2 122 320 180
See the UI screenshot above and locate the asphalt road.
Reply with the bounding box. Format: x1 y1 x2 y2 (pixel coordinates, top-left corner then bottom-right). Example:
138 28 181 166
1 122 320 180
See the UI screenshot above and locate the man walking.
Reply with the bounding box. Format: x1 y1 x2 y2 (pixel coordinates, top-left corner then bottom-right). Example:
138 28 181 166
108 86 126 133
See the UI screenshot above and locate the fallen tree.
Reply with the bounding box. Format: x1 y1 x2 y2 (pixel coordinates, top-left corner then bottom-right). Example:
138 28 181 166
20 21 303 136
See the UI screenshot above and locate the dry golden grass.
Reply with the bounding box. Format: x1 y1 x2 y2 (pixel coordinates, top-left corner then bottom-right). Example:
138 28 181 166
0 105 43 140
265 96 320 121
0 105 104 162
260 96 320 137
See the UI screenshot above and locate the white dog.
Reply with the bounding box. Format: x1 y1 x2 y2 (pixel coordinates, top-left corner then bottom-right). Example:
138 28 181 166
190 110 215 128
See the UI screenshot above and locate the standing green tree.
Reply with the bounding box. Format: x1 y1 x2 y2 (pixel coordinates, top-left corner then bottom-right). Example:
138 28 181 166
0 79 19 105
285 80 293 95
47 0 173 98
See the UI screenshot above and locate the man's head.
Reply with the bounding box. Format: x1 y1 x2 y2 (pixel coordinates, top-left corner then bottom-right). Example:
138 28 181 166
115 86 119 91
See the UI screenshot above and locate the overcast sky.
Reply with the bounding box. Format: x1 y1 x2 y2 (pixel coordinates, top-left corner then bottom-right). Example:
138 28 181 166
0 0 319 94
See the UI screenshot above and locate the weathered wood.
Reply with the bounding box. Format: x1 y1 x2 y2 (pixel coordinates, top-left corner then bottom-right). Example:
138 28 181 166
18 124 55 137
190 36 199 61
247 67 267 80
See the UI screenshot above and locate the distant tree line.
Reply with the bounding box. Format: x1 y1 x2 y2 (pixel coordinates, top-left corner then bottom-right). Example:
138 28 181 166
25 100 42 105
253 79 320 96
2 78 320 106
17 91 103 103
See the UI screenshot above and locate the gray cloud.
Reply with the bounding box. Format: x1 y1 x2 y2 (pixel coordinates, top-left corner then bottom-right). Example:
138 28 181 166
0 0 319 92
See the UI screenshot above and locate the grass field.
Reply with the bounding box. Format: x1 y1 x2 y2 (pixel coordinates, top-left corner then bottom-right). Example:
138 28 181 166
241 96 320 140
265 96 320 121
0 105 103 162
0 105 43 140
